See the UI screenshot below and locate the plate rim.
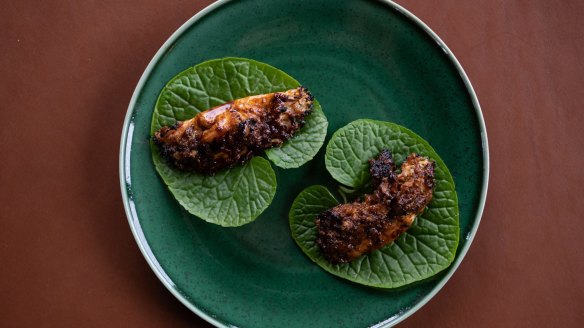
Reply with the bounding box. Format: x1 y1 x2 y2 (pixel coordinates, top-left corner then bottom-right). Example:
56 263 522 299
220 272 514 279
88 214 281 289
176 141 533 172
118 0 490 327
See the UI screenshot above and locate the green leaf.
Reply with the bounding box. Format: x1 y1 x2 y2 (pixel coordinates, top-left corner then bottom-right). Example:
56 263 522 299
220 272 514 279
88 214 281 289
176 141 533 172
265 101 328 168
153 148 276 227
290 119 459 288
151 58 327 226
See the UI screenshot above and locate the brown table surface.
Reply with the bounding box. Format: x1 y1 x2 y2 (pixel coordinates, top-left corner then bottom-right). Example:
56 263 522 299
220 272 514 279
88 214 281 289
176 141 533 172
2 0 583 327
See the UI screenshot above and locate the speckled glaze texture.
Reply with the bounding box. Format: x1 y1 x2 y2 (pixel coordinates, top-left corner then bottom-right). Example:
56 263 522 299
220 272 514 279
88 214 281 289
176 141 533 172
120 0 488 327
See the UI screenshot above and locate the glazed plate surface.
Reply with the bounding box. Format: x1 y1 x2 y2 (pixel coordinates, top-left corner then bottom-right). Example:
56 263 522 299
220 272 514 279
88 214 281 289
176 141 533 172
120 0 489 327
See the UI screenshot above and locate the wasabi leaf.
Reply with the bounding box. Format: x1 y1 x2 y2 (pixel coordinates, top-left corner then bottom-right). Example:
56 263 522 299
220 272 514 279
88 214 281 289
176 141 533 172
153 152 276 227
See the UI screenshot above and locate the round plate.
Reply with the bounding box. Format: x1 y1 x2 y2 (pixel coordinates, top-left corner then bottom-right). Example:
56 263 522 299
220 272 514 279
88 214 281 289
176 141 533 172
119 0 489 327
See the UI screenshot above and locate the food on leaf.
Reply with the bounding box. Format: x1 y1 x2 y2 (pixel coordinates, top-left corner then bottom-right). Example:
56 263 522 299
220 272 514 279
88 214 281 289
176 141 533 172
151 57 327 226
289 119 459 288
153 87 314 174
316 150 435 264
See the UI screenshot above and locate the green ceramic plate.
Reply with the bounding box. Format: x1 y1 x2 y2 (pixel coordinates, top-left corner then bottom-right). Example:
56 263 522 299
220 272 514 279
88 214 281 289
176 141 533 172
119 0 489 327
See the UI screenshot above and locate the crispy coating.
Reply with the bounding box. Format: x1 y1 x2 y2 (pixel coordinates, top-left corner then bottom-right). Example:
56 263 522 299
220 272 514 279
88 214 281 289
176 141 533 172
315 151 435 264
392 154 435 215
153 87 313 174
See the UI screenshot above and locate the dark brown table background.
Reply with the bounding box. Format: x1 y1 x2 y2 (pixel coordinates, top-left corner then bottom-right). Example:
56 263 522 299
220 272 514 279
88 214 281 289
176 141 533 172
1 0 583 327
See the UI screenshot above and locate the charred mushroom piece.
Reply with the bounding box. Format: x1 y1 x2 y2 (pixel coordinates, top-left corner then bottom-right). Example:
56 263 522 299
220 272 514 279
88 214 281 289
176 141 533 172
315 151 435 264
153 87 313 174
